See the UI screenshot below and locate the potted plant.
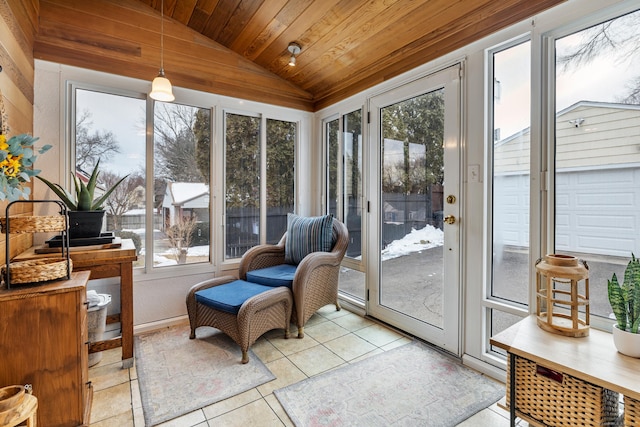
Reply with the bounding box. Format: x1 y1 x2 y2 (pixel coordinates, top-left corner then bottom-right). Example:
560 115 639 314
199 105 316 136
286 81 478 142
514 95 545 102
37 160 128 239
608 253 640 357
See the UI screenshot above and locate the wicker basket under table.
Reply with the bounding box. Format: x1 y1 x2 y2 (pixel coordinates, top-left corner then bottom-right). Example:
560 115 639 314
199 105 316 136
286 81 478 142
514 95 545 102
506 355 620 426
625 396 640 426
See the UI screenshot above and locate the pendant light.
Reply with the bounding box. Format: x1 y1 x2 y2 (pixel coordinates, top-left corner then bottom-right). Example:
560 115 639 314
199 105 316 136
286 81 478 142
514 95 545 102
150 0 175 102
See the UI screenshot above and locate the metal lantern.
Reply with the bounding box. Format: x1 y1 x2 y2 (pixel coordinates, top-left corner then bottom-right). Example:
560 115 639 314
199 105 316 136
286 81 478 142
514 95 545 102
535 254 590 337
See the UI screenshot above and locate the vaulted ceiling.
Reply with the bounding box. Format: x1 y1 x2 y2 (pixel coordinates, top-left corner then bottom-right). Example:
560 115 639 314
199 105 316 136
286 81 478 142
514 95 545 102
35 0 565 111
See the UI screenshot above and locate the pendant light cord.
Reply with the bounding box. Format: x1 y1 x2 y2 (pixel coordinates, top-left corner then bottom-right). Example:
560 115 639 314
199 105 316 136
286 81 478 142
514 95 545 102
160 0 164 71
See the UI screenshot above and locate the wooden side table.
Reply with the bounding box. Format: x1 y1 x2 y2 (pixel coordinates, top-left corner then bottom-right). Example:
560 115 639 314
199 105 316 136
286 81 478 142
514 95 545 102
15 239 137 368
491 315 640 426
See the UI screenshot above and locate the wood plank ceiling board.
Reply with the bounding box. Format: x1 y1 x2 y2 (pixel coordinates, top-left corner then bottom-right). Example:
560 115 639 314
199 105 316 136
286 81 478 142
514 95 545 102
38 0 567 111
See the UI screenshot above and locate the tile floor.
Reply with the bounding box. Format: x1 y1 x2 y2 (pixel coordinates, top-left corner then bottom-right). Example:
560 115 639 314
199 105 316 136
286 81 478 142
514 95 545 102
88 305 528 426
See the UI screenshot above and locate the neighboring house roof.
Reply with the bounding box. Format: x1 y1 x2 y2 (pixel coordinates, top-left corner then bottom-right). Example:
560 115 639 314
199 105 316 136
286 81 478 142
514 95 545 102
165 182 209 208
494 101 640 174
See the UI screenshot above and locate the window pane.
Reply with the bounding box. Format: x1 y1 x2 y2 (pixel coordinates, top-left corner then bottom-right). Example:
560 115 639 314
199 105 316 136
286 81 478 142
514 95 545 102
154 103 211 267
555 9 640 320
327 118 339 218
344 110 362 259
491 41 531 307
266 119 296 243
225 113 260 259
75 89 146 268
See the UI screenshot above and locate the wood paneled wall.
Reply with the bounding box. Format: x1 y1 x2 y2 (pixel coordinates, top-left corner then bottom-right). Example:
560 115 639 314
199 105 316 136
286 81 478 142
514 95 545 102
34 0 315 111
0 0 39 265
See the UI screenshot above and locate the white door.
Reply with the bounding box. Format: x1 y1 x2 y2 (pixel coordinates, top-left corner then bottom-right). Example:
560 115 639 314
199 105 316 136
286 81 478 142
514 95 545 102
368 66 461 354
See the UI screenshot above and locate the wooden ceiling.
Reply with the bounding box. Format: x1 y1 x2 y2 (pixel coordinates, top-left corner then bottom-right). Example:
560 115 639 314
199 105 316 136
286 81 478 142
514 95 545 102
135 0 564 110
35 0 565 111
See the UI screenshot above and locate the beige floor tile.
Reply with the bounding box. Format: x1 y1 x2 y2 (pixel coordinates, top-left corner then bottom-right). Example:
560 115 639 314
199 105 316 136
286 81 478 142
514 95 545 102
349 347 385 363
132 407 145 427
331 312 376 331
381 336 413 351
209 398 284 426
257 357 308 396
264 394 294 427
455 407 511 426
202 388 262 419
267 332 319 356
323 333 377 361
288 344 346 376
91 382 132 424
316 304 348 320
354 322 405 347
303 320 349 343
156 409 206 427
130 379 142 410
301 313 329 328
89 360 131 392
89 409 134 427
252 337 285 363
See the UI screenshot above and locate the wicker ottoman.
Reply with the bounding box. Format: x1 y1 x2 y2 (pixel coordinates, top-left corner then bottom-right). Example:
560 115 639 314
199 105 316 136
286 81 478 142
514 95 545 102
186 276 292 363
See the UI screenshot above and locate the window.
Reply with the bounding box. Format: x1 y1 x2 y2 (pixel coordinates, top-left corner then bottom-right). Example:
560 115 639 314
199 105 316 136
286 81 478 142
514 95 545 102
266 118 296 242
325 109 365 301
153 103 211 267
74 89 147 267
224 112 297 259
487 39 531 348
74 88 212 269
553 8 640 322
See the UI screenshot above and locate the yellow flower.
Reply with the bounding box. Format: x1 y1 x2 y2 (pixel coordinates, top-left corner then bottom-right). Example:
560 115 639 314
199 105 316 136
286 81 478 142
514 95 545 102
2 154 23 177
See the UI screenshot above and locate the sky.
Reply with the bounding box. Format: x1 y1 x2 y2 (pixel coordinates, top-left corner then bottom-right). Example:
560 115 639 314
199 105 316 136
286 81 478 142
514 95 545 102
495 12 640 140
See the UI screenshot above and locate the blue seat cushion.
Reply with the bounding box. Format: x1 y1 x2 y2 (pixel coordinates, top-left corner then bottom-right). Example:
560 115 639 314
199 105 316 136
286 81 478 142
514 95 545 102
195 280 275 315
246 264 297 288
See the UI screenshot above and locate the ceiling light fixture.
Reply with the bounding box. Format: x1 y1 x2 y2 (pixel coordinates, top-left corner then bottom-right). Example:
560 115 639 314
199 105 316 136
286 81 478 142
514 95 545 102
288 42 301 66
149 0 175 102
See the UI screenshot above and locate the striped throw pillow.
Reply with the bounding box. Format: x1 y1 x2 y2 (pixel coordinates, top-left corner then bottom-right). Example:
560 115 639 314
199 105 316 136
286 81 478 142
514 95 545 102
284 213 333 265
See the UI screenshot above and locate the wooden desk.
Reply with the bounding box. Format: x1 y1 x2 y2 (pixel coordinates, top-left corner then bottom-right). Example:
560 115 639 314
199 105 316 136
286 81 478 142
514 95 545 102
491 315 640 426
15 239 137 368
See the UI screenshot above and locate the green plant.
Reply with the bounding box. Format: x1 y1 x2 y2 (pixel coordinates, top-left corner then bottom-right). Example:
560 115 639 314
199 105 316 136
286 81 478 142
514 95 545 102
0 133 51 201
608 253 640 333
36 160 128 211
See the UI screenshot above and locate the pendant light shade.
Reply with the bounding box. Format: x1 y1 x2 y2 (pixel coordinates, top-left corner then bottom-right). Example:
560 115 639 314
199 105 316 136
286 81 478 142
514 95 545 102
149 0 174 102
150 69 175 102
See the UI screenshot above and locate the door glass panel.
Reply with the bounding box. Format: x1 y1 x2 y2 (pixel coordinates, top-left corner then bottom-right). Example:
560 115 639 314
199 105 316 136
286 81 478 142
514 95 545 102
554 9 640 320
491 41 531 306
154 103 211 267
266 119 296 243
225 113 260 259
380 90 445 327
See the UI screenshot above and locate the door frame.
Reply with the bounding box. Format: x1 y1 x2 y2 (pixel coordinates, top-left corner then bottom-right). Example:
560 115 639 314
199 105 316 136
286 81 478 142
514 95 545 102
366 64 462 355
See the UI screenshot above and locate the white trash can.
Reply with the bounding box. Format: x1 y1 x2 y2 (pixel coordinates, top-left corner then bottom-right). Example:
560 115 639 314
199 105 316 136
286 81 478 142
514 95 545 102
87 290 112 367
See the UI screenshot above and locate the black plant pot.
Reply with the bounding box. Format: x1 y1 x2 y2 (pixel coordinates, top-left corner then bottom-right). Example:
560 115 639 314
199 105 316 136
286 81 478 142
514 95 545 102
68 210 105 239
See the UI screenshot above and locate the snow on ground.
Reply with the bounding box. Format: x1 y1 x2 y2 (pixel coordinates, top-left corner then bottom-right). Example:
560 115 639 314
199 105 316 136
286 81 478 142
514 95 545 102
381 224 444 261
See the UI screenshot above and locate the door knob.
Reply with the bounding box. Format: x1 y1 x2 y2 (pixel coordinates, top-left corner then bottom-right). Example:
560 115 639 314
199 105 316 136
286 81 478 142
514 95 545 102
444 215 456 225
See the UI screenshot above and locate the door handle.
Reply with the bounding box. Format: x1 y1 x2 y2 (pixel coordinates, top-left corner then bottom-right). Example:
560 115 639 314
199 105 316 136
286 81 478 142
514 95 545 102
444 215 456 225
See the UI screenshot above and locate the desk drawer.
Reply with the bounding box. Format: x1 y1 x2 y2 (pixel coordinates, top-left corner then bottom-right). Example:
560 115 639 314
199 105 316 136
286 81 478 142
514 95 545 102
507 356 620 426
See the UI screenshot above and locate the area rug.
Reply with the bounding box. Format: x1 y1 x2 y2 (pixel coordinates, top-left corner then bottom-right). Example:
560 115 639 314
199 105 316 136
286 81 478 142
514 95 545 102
274 342 503 426
135 325 275 426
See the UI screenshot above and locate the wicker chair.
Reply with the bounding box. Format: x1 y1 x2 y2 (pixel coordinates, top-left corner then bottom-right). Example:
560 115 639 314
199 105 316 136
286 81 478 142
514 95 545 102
239 218 349 338
186 276 292 363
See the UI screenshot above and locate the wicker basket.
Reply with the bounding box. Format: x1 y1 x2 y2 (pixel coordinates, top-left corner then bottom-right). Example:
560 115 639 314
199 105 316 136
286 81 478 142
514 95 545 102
1 258 72 284
506 356 620 426
0 215 67 234
625 396 640 426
